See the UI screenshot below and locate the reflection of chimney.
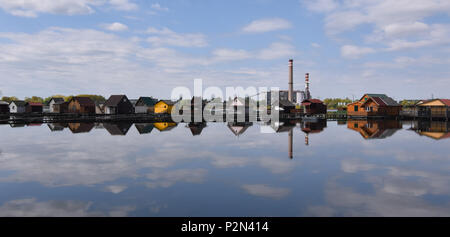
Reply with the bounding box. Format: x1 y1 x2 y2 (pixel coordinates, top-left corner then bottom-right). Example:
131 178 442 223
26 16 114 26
305 133 309 146
305 73 310 100
288 59 294 102
289 130 293 159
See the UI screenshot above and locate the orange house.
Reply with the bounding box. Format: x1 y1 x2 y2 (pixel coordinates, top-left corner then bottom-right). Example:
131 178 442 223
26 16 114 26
347 94 401 117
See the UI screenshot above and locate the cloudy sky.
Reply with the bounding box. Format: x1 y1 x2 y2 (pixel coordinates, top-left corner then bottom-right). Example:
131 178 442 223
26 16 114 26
0 0 449 100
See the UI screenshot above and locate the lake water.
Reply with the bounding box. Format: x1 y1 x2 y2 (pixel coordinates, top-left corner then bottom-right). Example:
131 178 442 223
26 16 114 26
0 120 449 217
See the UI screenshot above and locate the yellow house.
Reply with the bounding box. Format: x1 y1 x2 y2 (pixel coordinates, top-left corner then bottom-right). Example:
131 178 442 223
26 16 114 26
154 122 177 132
417 99 450 118
154 100 175 114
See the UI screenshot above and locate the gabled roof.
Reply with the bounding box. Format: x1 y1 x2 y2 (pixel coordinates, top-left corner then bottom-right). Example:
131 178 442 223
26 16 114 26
362 94 400 106
0 101 9 105
104 95 129 107
418 99 450 107
158 100 176 106
48 97 64 105
71 97 95 106
10 101 27 107
136 97 158 106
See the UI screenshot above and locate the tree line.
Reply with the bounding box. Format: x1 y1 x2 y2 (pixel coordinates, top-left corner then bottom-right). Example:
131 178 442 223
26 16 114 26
1 95 106 104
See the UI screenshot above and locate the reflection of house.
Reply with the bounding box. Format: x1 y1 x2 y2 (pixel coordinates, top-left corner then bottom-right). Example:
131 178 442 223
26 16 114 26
302 99 327 115
47 97 65 113
67 97 95 114
227 122 253 136
26 102 43 113
270 121 295 133
9 123 26 128
155 100 176 114
347 94 401 117
0 101 10 113
48 123 66 131
417 99 450 119
9 101 27 113
104 95 134 114
68 123 94 133
187 122 207 136
135 123 154 134
301 120 327 134
154 122 177 132
412 121 450 140
135 97 158 114
104 122 132 135
347 120 402 139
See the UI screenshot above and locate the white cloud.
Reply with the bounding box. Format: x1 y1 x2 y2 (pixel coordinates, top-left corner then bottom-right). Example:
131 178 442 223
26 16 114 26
258 42 296 60
146 27 208 47
341 45 375 59
302 0 339 13
212 49 252 62
151 3 168 12
108 0 138 11
102 22 128 32
242 18 292 33
311 42 321 48
0 0 137 17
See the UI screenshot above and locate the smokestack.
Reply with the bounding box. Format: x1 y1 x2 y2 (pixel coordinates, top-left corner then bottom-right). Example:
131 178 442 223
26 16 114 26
305 73 311 100
305 133 309 146
288 59 294 102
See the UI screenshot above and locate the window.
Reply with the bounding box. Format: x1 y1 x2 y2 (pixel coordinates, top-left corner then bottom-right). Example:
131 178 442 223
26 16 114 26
366 106 372 112
354 105 358 111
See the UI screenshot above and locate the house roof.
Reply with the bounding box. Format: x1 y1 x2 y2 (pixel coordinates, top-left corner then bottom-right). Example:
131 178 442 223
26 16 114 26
272 99 295 107
72 97 95 106
136 97 158 106
10 101 27 107
104 95 129 107
363 94 400 106
27 102 43 106
303 99 324 104
0 101 9 105
158 100 176 106
371 97 387 106
417 99 450 107
48 97 64 105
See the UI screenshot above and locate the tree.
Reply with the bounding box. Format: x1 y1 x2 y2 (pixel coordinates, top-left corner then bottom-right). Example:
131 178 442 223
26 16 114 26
1 96 19 103
24 96 44 103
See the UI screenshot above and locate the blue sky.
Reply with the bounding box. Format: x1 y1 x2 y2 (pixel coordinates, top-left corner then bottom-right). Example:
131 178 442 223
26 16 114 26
0 0 449 100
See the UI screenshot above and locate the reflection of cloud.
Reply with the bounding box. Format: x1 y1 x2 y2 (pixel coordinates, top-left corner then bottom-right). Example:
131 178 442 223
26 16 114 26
308 180 450 217
241 184 290 199
105 185 127 194
146 169 207 188
259 157 295 174
341 159 376 173
0 198 135 217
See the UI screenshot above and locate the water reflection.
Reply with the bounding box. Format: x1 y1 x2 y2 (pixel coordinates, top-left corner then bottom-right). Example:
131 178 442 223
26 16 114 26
347 120 402 139
411 121 450 140
0 119 449 216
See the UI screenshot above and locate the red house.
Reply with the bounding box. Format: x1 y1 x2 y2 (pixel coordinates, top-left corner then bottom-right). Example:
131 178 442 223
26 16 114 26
302 99 327 115
26 102 43 113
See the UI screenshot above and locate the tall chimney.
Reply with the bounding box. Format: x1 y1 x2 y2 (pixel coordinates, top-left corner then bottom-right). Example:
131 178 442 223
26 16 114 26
288 59 294 102
305 73 310 100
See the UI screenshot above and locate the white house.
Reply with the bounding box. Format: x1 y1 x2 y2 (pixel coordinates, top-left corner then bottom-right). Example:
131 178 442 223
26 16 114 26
47 97 65 113
9 101 27 113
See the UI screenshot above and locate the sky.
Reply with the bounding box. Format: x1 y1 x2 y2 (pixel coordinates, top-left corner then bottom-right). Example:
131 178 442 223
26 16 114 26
0 0 449 101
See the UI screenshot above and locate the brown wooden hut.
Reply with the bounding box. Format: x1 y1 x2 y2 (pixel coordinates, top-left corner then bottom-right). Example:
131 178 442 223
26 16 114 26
347 94 401 117
67 97 95 114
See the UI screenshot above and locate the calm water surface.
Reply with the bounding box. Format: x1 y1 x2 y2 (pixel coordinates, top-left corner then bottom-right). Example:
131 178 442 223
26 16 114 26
0 120 449 217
